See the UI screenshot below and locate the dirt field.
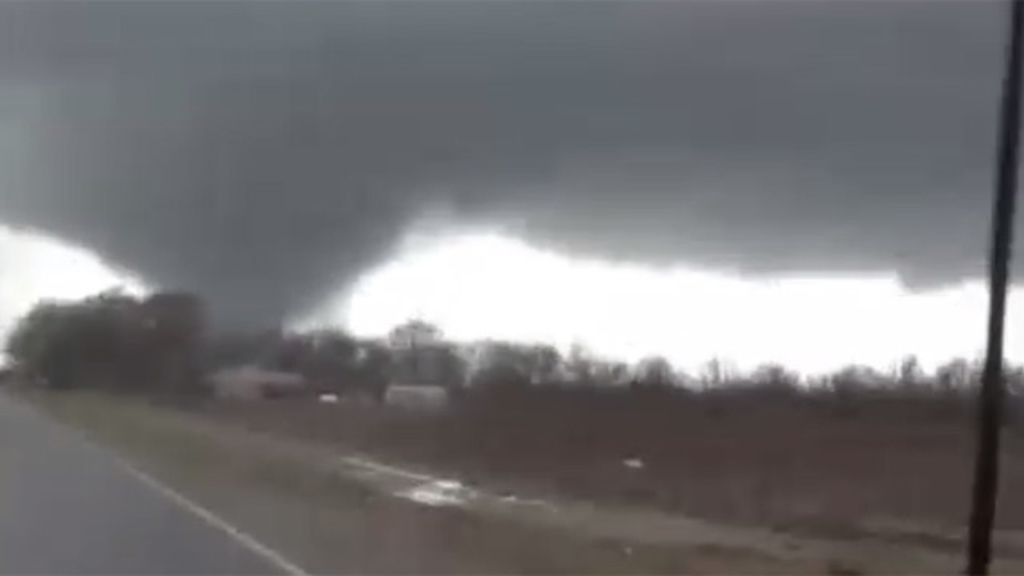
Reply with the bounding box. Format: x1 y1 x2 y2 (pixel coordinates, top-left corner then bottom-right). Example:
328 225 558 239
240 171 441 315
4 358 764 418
205 386 1024 534
23 389 818 574
24 386 1024 573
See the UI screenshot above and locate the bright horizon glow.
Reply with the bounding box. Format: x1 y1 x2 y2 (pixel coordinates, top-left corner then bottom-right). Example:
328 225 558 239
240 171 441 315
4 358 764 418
0 225 148 343
304 231 1024 376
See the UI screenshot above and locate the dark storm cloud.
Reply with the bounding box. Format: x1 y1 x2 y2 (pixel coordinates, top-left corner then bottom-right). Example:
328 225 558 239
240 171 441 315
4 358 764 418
0 0 1008 325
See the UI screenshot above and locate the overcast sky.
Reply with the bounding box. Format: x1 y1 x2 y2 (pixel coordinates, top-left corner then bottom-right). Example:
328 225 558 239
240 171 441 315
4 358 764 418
0 0 1011 328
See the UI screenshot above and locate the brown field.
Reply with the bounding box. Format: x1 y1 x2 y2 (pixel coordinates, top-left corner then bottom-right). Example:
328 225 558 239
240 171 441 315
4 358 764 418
204 385 1024 540
26 384 1024 573
24 388 813 574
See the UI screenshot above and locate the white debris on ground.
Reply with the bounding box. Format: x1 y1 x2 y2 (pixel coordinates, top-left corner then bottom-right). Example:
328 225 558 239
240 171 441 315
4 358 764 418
340 453 558 512
498 491 557 510
397 479 477 507
622 458 645 470
318 393 339 403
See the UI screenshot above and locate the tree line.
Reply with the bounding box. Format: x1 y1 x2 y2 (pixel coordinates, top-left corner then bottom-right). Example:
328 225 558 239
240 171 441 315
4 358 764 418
2 289 1006 399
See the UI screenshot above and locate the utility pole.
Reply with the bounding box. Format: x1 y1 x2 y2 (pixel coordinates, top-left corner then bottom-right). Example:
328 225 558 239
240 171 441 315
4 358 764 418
967 1 1024 574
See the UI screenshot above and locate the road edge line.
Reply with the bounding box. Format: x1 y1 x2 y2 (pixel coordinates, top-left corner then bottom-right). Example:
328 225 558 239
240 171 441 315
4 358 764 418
19 393 309 576
114 456 308 576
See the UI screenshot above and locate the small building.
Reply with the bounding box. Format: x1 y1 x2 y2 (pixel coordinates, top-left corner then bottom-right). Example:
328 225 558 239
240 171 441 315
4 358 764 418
384 384 450 410
208 365 305 400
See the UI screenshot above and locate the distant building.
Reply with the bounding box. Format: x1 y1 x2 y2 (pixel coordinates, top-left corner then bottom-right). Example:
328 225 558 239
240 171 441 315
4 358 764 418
384 384 449 410
208 365 305 400
385 321 465 407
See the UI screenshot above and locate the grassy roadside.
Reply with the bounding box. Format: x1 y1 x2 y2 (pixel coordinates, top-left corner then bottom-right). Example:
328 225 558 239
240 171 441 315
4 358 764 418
19 389 812 574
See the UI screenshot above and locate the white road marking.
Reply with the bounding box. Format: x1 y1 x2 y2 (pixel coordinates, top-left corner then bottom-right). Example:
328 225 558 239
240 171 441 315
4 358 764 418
26 397 310 576
113 457 308 576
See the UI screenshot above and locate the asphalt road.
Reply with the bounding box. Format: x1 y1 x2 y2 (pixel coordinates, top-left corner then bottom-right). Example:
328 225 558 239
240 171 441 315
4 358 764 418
0 393 285 574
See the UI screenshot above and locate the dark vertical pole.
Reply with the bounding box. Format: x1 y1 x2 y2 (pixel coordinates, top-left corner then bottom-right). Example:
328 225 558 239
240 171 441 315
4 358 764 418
967 1 1024 574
